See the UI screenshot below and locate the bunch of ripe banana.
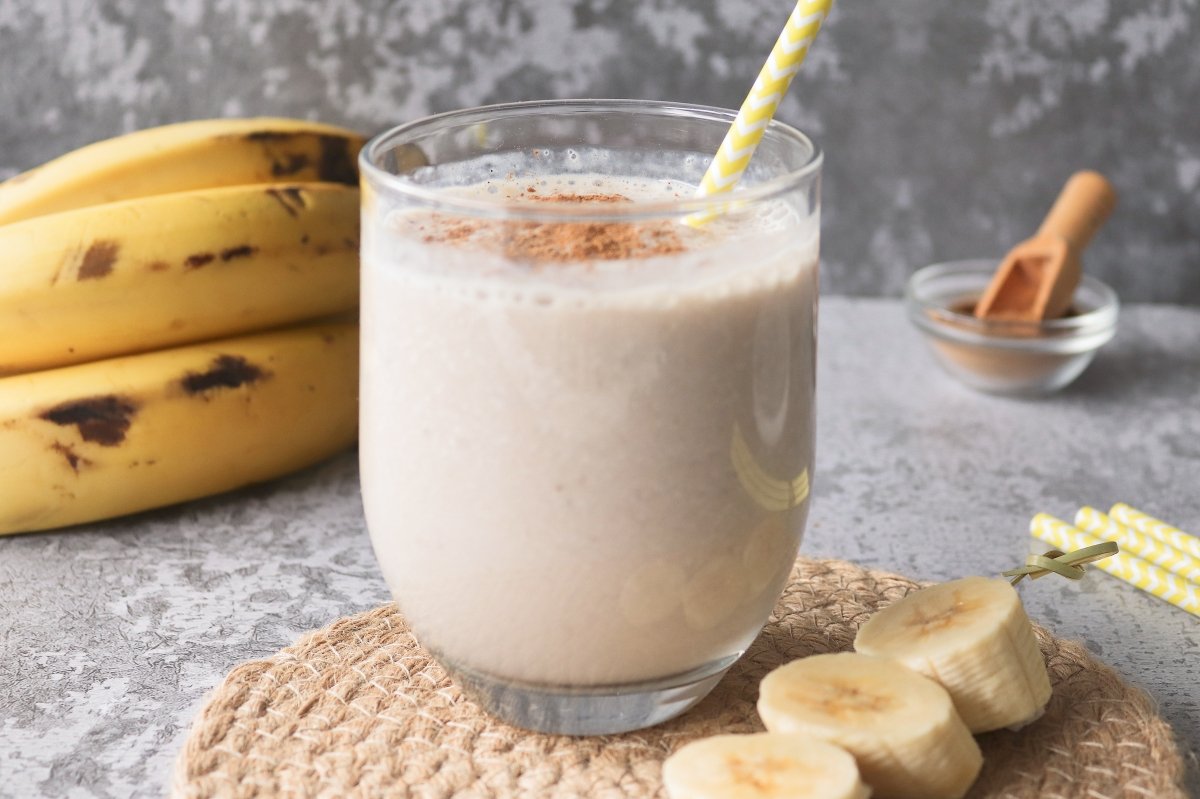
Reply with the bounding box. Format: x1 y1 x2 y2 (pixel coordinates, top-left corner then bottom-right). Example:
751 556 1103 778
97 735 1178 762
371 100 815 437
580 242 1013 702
0 118 369 535
664 576 1053 799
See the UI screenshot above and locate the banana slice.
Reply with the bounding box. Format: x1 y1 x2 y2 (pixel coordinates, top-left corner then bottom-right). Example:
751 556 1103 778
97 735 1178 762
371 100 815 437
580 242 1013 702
757 653 981 799
662 732 869 799
854 575 1051 733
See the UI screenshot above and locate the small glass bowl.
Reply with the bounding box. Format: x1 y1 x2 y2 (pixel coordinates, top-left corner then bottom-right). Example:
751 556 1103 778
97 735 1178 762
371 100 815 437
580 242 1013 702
905 259 1119 396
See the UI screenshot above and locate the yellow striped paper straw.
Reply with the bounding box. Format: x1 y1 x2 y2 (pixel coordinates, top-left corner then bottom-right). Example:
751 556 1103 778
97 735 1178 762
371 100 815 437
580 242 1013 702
1031 514 1200 618
687 0 833 226
1110 503 1200 560
1076 506 1200 584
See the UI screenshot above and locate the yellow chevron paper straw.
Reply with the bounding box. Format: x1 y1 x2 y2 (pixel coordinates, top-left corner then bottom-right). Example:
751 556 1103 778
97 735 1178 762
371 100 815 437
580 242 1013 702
1110 503 1200 560
1076 506 1200 584
1031 514 1200 618
687 0 833 226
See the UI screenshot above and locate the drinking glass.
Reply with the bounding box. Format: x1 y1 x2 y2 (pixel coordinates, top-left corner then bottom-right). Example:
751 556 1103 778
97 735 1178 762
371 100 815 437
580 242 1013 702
359 99 821 734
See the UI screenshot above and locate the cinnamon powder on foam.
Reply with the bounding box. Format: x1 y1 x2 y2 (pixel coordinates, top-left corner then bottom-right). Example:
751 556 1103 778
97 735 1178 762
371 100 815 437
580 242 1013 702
418 191 688 264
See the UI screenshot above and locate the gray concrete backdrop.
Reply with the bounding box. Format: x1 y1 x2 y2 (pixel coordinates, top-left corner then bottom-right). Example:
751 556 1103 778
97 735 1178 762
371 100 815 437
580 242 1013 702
1 0 1198 303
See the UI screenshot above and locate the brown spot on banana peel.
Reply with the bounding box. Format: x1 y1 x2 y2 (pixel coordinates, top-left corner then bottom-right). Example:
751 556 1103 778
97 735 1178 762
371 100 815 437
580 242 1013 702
265 187 307 217
179 355 270 395
51 442 91 473
40 395 138 446
271 153 310 177
147 260 170 272
182 247 255 269
244 131 297 143
185 252 215 269
220 245 257 261
318 134 358 185
78 240 120 280
241 131 313 176
302 238 355 258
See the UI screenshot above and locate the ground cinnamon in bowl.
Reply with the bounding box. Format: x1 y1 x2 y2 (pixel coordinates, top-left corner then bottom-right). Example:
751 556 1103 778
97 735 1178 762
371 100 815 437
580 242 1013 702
906 260 1119 396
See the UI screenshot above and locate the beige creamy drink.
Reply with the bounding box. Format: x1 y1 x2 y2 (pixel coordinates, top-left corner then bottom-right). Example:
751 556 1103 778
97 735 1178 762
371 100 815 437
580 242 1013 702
361 170 818 687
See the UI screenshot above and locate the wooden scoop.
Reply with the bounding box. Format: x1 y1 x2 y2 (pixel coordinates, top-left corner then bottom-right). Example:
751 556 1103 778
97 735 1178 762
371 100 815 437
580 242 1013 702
975 171 1117 321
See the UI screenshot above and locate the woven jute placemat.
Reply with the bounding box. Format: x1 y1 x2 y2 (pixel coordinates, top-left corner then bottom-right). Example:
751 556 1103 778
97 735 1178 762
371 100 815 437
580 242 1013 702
172 557 1185 798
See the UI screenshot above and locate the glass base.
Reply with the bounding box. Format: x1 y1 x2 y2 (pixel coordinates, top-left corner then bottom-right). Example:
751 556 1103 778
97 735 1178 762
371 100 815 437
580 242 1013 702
445 653 741 736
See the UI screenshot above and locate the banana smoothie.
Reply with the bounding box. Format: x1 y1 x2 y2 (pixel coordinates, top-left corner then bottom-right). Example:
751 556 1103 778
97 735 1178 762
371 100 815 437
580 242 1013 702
359 101 822 733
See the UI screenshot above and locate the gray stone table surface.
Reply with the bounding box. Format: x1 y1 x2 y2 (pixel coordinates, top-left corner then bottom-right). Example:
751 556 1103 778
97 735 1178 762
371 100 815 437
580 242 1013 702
1 297 1198 798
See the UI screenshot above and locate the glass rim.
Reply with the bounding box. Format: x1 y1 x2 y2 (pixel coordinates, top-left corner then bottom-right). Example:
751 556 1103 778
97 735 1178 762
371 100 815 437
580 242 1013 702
359 98 822 221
